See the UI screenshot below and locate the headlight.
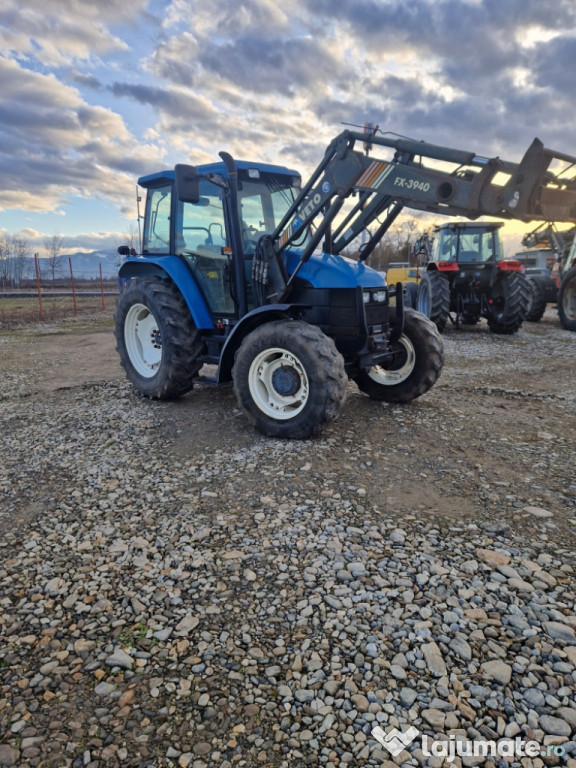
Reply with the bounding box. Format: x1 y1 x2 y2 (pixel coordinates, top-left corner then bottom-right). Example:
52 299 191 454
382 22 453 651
363 289 387 303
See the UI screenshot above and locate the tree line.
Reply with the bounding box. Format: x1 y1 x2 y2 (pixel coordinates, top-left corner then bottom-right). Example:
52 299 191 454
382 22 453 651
0 233 66 288
343 214 436 272
1 216 434 290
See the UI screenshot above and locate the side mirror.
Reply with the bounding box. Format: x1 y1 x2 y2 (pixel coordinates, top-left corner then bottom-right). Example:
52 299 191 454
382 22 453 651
117 245 131 256
175 164 200 204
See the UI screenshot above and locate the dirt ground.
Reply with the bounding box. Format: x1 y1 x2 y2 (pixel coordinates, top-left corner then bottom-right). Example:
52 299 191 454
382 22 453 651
2 308 575 545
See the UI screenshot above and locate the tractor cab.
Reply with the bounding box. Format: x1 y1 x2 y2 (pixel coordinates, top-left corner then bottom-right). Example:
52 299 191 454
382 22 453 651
431 222 504 265
137 162 303 319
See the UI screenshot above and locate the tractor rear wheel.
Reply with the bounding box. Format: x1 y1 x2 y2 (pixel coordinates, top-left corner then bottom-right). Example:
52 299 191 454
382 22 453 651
354 308 444 403
232 320 347 439
486 272 529 334
115 277 205 399
558 266 576 331
416 271 450 331
525 277 547 322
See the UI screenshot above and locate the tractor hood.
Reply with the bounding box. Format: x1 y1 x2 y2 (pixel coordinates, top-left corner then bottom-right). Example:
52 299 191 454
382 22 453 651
284 249 387 290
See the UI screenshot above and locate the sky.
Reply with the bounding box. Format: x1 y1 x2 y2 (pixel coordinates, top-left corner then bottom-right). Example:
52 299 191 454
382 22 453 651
1 0 576 257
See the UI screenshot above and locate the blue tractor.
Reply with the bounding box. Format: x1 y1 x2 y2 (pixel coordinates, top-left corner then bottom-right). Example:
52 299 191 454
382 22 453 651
115 129 576 438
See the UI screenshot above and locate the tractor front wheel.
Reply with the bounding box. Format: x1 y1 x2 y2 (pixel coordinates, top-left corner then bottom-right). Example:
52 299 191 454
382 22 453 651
115 277 205 399
558 266 576 331
417 271 451 331
354 307 444 403
232 320 347 439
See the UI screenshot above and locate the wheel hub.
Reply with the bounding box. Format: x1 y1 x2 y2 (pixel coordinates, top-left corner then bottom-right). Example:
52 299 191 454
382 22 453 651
272 364 301 396
248 348 310 420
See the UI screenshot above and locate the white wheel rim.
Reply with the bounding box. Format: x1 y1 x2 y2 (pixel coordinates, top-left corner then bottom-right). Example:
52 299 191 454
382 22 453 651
248 347 309 420
124 303 162 378
368 334 416 385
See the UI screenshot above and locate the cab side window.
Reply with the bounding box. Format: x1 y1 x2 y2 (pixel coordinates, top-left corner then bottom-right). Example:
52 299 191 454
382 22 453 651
177 184 234 315
142 185 171 254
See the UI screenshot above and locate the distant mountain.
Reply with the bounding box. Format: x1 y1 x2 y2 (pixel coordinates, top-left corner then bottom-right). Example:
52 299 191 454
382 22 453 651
65 249 121 279
1 249 122 284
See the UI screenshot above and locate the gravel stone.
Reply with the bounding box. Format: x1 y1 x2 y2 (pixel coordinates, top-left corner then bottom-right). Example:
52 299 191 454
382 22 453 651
539 715 573 737
0 314 575 767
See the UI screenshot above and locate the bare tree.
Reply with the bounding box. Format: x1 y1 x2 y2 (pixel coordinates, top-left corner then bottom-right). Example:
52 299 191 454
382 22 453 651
43 233 66 285
11 236 32 286
123 221 139 252
344 215 435 271
0 233 32 288
0 232 10 290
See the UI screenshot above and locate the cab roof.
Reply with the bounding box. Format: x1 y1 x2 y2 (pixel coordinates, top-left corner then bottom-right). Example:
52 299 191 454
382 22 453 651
139 160 300 188
434 221 504 231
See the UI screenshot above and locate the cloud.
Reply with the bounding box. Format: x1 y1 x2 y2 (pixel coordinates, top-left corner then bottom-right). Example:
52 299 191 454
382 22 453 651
2 0 576 245
0 0 150 66
0 58 164 212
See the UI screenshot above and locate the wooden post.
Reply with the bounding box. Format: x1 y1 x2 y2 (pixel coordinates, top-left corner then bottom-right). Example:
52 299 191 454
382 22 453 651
99 263 105 309
69 257 78 315
34 253 43 319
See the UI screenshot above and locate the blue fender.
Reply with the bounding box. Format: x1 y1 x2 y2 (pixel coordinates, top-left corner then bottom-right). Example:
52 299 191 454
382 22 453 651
119 256 214 329
217 304 297 382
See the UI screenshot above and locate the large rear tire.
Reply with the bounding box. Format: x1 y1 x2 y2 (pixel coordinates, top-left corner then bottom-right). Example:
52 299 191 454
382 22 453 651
232 320 347 439
525 277 546 323
417 271 451 332
354 308 444 403
114 277 205 399
558 266 576 332
487 272 529 334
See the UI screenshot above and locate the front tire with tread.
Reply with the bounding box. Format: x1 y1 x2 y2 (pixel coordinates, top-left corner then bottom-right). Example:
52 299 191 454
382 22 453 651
354 307 444 403
232 320 347 439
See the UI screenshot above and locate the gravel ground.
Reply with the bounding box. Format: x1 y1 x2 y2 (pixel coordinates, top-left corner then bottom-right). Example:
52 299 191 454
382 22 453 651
0 309 575 768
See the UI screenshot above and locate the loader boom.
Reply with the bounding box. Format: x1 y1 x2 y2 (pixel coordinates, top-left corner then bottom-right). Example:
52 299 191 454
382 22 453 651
521 222 576 264
269 130 576 284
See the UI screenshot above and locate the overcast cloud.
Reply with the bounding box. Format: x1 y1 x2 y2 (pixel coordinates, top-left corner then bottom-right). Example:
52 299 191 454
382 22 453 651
1 0 576 252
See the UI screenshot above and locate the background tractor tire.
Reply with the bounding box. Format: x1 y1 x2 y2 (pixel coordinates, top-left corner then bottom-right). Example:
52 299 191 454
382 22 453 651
525 277 547 322
115 277 205 399
354 307 444 403
558 266 576 331
487 272 529 334
403 281 418 309
416 271 451 332
232 320 347 439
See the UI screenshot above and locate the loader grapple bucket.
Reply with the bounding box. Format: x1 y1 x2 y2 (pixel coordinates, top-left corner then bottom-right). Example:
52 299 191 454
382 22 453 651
501 139 576 222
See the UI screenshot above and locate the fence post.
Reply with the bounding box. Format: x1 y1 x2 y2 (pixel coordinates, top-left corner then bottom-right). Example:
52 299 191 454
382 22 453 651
69 257 78 315
34 253 43 320
99 263 105 309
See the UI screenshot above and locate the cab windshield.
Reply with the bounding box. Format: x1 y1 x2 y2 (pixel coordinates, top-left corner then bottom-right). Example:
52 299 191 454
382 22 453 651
238 172 303 254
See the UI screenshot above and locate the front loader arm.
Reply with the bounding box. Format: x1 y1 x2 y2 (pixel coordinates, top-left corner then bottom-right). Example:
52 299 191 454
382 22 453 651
273 130 576 272
521 222 576 257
